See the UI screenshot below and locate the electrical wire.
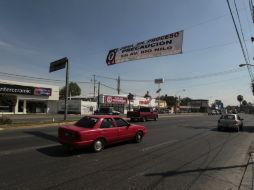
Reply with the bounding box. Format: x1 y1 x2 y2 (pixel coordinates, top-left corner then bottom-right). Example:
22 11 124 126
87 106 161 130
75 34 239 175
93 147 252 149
233 0 252 66
227 0 254 80
0 66 246 88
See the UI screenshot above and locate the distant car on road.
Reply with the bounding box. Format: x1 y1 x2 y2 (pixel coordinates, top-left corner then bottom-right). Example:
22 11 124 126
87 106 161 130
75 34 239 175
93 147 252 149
127 107 158 122
95 107 120 115
58 115 146 152
217 114 243 132
208 110 221 115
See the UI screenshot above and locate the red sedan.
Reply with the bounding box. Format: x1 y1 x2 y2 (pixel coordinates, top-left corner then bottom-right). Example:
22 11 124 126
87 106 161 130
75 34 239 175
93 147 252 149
58 115 147 152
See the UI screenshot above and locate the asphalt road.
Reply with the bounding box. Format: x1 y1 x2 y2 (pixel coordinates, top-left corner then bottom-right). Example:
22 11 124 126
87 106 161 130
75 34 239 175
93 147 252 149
1 114 254 190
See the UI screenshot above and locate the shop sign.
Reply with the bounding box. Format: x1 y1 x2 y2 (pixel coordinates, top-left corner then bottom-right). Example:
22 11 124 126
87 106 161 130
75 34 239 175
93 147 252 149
106 30 183 65
139 100 150 105
0 83 52 96
104 95 128 104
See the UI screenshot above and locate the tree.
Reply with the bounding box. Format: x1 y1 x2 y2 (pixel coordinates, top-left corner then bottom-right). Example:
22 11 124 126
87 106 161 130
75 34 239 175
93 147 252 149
237 95 243 106
59 82 81 99
180 97 192 106
144 91 151 99
242 100 247 106
211 100 222 109
0 94 17 111
161 95 177 107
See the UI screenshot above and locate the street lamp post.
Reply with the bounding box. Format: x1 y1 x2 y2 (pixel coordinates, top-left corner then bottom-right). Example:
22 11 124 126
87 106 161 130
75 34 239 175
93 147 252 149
239 64 254 81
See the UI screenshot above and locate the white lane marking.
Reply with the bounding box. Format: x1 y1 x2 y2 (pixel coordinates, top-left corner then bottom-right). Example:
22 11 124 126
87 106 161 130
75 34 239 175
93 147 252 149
0 143 59 156
142 139 178 152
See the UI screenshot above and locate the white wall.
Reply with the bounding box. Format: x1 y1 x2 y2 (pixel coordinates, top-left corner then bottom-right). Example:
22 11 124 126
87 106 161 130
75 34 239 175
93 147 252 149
58 100 97 115
81 101 97 115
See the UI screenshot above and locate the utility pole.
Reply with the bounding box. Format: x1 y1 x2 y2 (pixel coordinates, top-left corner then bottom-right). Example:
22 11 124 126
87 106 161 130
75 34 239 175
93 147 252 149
117 76 120 94
49 57 69 120
93 75 96 99
97 82 100 110
64 60 69 120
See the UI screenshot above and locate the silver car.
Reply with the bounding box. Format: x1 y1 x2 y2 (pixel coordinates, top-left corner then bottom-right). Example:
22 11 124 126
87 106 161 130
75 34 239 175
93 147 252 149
217 114 243 132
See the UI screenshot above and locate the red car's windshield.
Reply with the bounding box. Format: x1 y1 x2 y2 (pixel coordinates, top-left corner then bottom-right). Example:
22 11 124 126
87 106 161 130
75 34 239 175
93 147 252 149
75 117 99 128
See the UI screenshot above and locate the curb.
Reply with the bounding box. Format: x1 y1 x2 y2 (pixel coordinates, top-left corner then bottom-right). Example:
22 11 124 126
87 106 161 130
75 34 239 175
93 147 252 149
0 121 76 131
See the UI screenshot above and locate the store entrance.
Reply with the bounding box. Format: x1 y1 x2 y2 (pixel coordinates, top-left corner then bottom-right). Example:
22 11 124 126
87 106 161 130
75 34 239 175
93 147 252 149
27 101 47 113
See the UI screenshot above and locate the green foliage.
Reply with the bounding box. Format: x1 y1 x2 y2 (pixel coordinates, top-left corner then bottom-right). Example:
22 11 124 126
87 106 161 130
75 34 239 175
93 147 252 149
160 95 177 107
180 97 192 106
211 99 222 109
237 95 243 103
0 117 12 125
242 100 247 106
60 82 81 99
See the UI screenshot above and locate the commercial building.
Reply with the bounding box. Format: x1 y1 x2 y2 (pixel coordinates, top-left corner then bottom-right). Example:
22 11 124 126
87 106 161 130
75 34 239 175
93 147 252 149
99 94 157 114
0 79 59 114
188 99 209 112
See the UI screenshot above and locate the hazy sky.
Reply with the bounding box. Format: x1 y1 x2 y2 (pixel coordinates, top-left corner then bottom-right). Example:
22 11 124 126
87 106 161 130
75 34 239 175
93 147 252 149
0 0 254 105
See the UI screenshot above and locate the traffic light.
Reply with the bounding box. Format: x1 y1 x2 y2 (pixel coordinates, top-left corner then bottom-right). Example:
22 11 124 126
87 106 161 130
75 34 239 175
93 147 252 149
128 93 134 100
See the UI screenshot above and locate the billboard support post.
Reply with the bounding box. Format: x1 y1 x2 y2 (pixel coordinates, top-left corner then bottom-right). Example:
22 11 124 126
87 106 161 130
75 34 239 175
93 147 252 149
49 57 69 120
64 61 69 121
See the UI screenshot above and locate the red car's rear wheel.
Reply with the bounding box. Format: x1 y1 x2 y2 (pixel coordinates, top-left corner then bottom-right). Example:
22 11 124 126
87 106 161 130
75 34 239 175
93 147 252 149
93 139 105 152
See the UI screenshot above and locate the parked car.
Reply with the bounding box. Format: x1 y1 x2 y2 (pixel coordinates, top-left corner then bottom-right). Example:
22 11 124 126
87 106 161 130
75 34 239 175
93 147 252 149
127 107 158 122
58 115 146 152
95 107 120 115
217 114 243 132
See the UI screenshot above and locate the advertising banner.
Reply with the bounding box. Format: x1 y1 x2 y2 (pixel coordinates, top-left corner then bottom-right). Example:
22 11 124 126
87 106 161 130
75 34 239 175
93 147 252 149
0 83 52 96
106 30 183 65
104 95 128 104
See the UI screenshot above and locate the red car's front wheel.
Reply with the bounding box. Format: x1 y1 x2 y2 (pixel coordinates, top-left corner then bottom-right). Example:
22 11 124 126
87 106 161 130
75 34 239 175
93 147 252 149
134 132 143 143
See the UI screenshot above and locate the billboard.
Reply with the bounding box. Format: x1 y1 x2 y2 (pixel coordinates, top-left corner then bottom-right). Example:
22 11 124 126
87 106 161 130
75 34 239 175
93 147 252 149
106 30 183 65
104 95 128 104
154 78 164 84
0 83 52 96
49 57 68 73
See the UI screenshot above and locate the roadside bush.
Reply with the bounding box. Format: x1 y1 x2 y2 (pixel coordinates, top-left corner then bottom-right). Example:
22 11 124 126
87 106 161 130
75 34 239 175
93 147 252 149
0 117 12 125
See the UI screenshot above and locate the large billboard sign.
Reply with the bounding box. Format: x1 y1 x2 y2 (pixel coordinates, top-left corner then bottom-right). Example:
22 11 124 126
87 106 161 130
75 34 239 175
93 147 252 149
106 30 183 65
49 57 68 73
154 78 164 84
104 95 128 104
0 83 52 96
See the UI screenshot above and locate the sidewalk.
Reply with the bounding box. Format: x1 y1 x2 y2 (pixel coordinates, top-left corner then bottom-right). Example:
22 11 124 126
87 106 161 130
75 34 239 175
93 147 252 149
239 153 254 190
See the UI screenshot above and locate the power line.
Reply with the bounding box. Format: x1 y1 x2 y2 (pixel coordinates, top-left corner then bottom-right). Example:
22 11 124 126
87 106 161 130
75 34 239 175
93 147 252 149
233 0 252 64
0 71 91 84
100 83 117 91
227 0 254 80
94 74 116 81
164 68 245 81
